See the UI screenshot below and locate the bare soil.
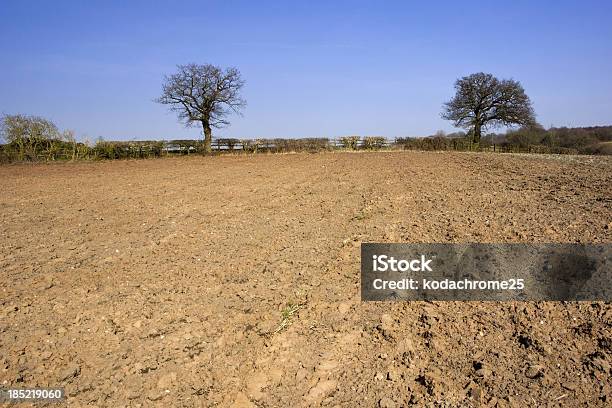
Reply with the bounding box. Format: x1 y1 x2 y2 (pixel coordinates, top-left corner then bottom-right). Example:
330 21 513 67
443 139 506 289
1 151 611 407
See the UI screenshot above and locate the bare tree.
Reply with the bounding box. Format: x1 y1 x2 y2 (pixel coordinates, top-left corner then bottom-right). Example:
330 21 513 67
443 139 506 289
156 63 246 153
442 72 536 143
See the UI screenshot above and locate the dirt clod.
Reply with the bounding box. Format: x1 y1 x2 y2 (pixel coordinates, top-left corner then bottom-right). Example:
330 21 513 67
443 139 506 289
378 396 397 408
525 364 544 379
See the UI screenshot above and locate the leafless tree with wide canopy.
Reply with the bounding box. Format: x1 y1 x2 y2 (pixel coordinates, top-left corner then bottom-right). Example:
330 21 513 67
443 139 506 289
442 72 536 143
157 63 246 153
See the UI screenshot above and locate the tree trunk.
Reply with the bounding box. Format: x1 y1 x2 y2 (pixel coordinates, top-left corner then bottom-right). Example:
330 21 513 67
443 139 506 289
202 121 212 154
472 124 482 144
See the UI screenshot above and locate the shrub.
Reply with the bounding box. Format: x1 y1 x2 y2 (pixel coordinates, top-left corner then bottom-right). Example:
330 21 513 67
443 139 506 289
339 136 360 150
362 136 386 150
302 138 330 152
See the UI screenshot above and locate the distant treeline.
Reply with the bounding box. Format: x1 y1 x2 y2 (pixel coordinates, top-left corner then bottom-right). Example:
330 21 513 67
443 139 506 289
1 114 611 163
483 125 612 155
397 126 612 155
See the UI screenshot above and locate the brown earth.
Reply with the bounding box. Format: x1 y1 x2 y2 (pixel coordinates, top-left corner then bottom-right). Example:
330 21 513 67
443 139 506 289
0 151 611 407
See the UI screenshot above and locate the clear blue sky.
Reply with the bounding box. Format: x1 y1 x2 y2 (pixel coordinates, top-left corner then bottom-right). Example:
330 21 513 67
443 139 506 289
1 0 611 141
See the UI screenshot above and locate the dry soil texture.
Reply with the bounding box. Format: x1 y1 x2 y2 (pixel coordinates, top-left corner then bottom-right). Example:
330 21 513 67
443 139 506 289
1 151 611 407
